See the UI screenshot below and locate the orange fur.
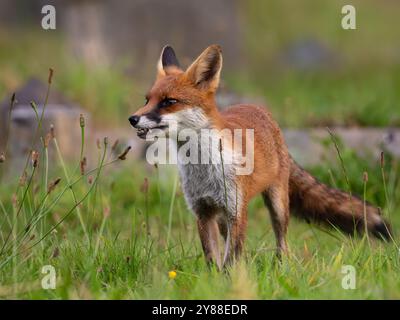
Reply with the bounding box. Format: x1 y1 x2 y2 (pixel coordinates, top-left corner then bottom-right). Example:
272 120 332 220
130 45 392 267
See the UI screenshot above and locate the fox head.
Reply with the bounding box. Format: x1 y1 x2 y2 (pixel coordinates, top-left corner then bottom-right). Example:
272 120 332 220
129 45 223 139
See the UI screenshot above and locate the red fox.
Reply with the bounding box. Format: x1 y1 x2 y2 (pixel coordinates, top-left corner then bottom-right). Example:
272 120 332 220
129 45 392 268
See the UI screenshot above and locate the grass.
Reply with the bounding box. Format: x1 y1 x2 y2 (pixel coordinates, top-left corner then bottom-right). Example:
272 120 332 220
0 97 399 298
0 161 399 299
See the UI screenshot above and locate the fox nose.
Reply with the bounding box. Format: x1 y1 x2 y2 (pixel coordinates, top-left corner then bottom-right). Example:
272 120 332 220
129 115 140 127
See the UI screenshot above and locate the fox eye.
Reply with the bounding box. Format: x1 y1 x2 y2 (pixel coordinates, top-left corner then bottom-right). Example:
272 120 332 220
159 98 178 108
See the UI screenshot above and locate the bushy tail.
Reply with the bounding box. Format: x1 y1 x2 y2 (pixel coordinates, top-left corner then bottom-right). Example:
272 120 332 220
289 158 392 241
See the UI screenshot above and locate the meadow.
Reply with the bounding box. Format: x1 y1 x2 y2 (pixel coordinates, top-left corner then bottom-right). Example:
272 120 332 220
0 72 399 299
0 0 399 299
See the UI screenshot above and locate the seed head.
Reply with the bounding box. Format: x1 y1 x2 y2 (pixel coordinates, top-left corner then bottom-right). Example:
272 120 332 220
111 139 119 152
380 152 385 168
79 114 85 128
140 177 149 194
80 157 87 175
19 171 27 186
363 171 368 182
44 132 52 148
48 68 54 84
118 146 131 160
50 124 55 139
48 177 61 194
10 92 16 105
31 150 39 168
12 193 18 208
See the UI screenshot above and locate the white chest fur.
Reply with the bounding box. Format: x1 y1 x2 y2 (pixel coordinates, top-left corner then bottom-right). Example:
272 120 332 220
177 141 242 217
164 107 243 217
178 162 240 217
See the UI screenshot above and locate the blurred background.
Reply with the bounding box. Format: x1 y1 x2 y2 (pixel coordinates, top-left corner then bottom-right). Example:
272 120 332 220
2 0 400 299
0 0 399 165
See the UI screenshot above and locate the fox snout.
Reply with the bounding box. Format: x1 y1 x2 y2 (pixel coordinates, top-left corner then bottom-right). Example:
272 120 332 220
129 112 170 139
128 115 140 127
128 112 163 129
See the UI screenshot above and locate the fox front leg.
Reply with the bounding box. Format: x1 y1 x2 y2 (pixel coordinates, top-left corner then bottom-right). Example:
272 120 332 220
197 215 222 269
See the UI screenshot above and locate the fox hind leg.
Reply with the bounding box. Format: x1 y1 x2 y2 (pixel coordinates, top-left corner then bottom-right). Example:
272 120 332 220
262 184 289 258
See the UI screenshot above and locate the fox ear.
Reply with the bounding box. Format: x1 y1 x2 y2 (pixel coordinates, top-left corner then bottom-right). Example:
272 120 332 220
185 45 222 92
157 45 181 78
